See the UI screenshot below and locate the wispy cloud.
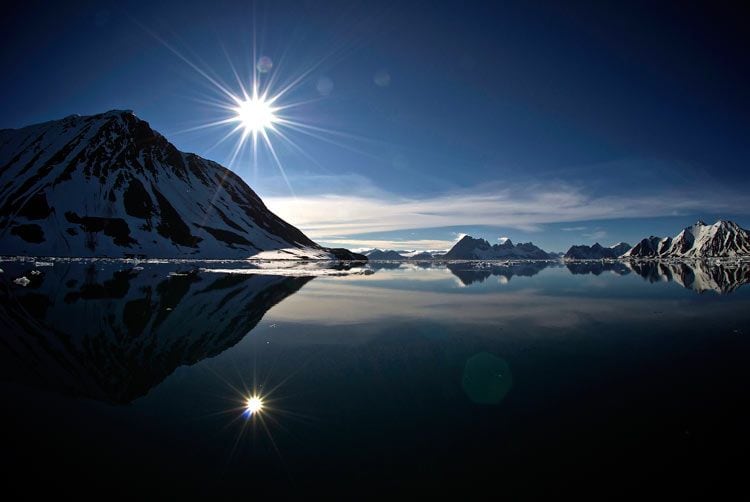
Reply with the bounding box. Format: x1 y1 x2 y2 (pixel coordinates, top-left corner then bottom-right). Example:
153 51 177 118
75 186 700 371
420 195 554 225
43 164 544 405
561 226 587 232
582 229 607 241
321 238 458 252
264 179 749 243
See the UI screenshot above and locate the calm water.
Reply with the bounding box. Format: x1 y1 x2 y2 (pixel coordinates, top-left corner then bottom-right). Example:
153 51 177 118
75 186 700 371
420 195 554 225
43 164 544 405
2 259 749 496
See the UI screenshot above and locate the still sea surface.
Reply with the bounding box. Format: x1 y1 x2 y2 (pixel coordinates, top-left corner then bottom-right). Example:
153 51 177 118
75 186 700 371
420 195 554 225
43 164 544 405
2 259 748 496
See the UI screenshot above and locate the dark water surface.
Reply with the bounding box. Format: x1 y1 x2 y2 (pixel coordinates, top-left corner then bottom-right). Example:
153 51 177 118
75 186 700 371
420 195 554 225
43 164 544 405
2 259 749 497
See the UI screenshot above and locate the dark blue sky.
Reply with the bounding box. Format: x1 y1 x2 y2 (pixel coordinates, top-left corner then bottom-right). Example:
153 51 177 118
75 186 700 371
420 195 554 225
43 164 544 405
2 0 748 251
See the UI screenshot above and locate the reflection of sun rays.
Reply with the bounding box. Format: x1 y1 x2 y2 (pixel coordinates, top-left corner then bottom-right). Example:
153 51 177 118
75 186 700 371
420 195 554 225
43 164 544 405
193 350 322 465
132 14 385 199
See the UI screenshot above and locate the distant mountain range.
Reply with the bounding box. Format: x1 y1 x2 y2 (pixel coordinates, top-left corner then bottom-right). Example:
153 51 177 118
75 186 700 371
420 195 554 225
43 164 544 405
564 242 631 260
366 221 750 262
364 249 444 260
409 251 441 260
365 249 408 260
0 110 363 260
347 220 750 263
443 236 551 260
562 220 750 260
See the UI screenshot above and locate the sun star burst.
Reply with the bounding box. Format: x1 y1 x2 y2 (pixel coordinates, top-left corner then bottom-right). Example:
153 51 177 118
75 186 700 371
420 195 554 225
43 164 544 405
235 95 278 135
245 395 264 414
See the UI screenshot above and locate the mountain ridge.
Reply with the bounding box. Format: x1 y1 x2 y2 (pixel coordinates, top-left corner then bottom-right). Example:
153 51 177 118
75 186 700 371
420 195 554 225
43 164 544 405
564 242 631 260
0 110 364 260
624 220 750 258
444 235 550 260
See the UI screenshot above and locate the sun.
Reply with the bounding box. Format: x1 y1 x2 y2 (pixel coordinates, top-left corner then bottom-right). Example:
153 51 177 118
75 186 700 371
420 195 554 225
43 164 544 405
245 395 264 415
235 96 277 134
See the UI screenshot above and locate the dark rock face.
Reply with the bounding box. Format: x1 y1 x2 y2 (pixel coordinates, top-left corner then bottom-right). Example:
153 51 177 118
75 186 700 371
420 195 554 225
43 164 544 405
329 248 368 261
122 178 154 221
10 223 45 243
0 110 359 260
444 236 550 260
609 242 632 256
626 236 668 258
64 211 137 248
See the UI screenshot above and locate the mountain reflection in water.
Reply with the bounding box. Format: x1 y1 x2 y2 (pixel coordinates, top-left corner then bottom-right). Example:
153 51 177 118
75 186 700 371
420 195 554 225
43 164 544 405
626 260 750 294
0 261 310 404
446 261 550 286
2 258 749 407
565 259 750 293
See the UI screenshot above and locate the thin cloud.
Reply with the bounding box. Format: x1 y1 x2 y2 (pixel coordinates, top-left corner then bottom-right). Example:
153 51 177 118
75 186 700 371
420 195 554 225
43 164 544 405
582 230 607 241
321 238 458 252
263 180 749 240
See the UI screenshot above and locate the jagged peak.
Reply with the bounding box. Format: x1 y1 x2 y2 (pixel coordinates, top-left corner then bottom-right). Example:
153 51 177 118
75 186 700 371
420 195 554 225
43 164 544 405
101 109 135 117
458 235 489 245
687 219 741 232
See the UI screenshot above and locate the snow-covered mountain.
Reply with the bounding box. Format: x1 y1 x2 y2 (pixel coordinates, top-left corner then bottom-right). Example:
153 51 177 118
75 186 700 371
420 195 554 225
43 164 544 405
624 220 750 259
0 260 311 403
0 110 363 260
564 242 631 260
443 235 550 260
365 249 406 260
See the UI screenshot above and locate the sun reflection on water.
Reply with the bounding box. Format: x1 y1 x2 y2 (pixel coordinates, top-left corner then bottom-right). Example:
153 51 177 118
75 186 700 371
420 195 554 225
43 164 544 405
244 395 264 415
